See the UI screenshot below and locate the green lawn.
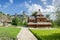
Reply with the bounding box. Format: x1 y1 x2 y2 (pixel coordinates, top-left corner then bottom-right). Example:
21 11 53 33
0 27 20 40
30 28 60 40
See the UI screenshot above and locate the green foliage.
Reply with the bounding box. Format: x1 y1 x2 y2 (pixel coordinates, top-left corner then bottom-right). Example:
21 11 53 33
7 14 11 20
0 12 3 18
23 22 27 26
32 11 37 16
46 14 50 19
12 17 20 26
0 12 5 15
19 21 23 26
51 20 55 27
55 19 60 26
12 14 28 26
30 29 60 40
0 12 3 14
55 8 60 26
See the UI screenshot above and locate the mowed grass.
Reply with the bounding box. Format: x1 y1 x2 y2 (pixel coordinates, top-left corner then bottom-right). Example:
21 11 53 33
0 27 20 40
30 28 60 40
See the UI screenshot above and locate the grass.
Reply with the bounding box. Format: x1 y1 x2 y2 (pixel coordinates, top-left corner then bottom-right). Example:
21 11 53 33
30 28 60 40
0 27 20 40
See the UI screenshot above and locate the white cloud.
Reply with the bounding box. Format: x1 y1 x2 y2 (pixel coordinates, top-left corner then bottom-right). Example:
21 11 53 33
45 5 55 12
43 2 47 5
9 0 13 4
52 0 55 5
50 13 56 20
24 2 43 12
41 0 47 5
28 4 42 12
24 2 55 15
24 1 55 19
53 0 60 7
24 2 43 15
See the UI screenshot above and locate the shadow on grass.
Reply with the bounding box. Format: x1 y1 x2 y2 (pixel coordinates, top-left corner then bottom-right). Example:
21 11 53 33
30 30 60 40
41 33 60 40
29 29 42 40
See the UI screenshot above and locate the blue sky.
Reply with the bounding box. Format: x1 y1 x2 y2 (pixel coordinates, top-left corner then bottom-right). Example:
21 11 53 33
0 0 54 15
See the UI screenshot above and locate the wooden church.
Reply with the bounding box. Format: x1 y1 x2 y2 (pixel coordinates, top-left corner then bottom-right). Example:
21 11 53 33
27 9 52 28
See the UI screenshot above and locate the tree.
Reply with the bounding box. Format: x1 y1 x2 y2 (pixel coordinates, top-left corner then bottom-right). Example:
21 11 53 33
12 17 20 26
53 0 60 26
55 8 60 26
7 14 11 20
23 21 27 26
32 11 37 16
0 12 3 19
46 14 50 19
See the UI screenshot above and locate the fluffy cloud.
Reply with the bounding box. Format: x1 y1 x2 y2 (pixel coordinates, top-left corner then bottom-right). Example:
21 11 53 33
41 0 47 5
45 5 55 12
54 0 60 7
24 2 56 20
24 2 43 12
50 13 56 20
52 0 55 5
9 0 13 4
28 4 42 12
24 2 55 15
43 2 47 5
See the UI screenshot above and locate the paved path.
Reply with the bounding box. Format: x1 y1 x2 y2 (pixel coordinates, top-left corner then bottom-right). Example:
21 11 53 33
17 28 37 40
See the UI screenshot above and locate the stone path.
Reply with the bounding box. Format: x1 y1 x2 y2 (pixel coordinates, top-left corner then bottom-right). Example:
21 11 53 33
17 28 37 40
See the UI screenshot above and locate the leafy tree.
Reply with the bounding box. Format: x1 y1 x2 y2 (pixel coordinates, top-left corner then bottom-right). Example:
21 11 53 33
46 14 50 19
0 12 3 18
54 5 60 26
46 14 55 27
53 0 60 26
7 14 11 20
23 21 27 26
32 11 37 16
12 17 20 26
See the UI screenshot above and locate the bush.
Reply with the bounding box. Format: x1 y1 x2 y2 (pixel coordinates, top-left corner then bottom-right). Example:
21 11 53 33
12 17 20 26
23 22 27 26
51 20 55 27
55 19 60 26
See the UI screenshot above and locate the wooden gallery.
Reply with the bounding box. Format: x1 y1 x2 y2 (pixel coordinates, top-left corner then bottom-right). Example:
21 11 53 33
27 9 52 28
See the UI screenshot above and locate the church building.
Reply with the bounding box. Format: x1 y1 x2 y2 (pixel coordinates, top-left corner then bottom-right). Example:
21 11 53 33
28 9 52 28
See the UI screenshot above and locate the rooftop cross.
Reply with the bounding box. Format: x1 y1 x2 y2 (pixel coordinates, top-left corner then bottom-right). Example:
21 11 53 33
39 9 40 11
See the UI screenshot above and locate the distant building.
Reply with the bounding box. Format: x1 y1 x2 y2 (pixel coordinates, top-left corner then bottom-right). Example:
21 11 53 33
28 9 52 28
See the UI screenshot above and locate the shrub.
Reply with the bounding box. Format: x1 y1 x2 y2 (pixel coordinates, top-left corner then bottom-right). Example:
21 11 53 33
12 17 20 26
23 22 27 26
